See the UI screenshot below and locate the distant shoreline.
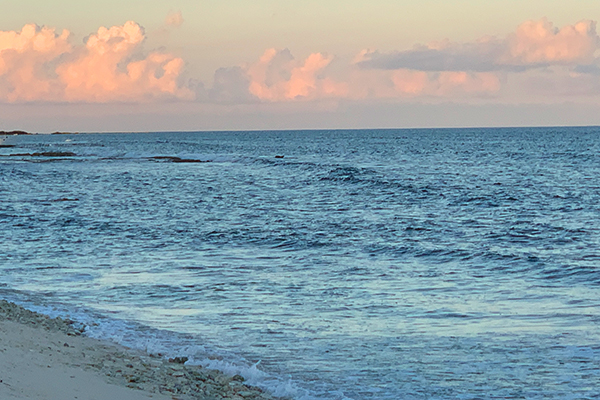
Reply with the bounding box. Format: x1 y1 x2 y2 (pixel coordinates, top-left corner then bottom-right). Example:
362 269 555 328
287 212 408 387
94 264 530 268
0 130 79 135
0 130 33 135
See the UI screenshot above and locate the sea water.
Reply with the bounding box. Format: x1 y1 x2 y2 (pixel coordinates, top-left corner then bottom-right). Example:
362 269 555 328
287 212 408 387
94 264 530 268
1 128 600 399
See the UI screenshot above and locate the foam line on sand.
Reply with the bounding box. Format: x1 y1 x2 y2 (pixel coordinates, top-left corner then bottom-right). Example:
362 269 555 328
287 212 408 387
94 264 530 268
0 300 284 400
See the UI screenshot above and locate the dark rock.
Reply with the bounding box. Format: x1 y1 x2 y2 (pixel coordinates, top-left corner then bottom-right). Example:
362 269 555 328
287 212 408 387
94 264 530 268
168 356 189 364
0 300 84 336
9 151 76 157
171 158 209 163
151 156 209 163
31 151 76 157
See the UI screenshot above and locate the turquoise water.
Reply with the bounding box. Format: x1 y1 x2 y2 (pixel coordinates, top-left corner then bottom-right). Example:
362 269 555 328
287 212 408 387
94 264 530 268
1 128 600 399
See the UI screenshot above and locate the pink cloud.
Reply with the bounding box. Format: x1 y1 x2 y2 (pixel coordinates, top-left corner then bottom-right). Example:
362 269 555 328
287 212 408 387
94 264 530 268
57 21 192 102
165 11 184 28
246 48 347 101
0 22 192 103
506 18 599 65
0 24 71 102
381 69 499 98
435 71 501 95
391 70 429 94
0 24 70 55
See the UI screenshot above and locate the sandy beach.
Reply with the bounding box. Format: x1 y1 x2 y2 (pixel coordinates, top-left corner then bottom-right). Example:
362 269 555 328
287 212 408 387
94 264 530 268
0 300 281 400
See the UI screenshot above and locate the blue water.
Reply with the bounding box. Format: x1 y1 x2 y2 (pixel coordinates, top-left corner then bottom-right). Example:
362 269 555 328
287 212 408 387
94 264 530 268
1 128 600 399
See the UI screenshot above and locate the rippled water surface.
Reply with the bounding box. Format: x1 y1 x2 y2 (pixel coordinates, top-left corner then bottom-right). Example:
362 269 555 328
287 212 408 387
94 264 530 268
2 128 600 399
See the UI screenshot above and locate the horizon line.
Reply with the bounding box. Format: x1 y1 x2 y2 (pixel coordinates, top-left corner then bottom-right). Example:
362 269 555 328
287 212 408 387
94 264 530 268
12 124 600 135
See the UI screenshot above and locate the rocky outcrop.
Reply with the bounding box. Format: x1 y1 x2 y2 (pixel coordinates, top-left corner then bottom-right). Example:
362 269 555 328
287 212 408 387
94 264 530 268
0 130 32 135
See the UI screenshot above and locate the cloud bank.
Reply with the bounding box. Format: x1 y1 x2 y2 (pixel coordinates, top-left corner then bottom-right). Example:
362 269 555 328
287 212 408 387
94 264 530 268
208 18 600 104
1 18 600 105
358 18 600 71
209 48 501 102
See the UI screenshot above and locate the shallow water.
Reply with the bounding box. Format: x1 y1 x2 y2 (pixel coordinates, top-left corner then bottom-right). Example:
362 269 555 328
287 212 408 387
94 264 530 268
1 128 600 399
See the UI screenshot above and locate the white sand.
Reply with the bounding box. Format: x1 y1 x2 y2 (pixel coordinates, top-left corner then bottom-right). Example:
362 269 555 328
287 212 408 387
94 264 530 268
0 319 172 400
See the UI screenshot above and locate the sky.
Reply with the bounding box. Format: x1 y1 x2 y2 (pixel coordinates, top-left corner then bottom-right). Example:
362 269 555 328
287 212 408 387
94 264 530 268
2 0 600 132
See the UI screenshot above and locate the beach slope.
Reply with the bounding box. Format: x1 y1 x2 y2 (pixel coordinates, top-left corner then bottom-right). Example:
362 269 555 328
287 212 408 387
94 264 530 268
0 300 280 400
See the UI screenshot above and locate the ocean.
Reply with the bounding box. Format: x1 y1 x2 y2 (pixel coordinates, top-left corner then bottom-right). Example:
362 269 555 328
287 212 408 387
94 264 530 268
1 127 599 399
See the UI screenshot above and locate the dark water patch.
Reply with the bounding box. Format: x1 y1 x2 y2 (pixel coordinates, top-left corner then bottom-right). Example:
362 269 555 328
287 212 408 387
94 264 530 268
50 216 87 228
450 194 501 208
422 310 475 319
315 166 441 199
538 265 600 283
194 226 335 251
319 166 369 183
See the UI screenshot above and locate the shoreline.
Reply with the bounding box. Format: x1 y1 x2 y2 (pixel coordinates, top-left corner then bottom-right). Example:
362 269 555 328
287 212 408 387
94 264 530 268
0 300 285 400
